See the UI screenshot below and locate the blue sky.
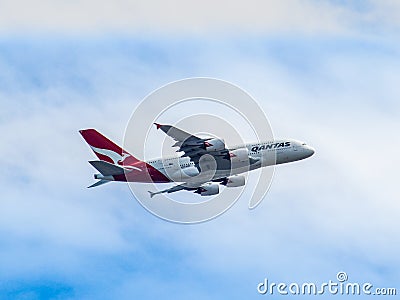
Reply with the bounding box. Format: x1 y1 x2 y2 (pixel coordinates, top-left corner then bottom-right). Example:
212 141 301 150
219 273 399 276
0 1 399 299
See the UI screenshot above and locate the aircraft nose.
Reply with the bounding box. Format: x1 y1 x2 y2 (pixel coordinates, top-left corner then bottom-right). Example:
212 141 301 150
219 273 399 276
305 145 315 157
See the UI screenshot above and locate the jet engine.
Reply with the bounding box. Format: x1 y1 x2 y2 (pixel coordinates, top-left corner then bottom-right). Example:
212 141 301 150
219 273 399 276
229 148 249 163
195 182 220 196
223 175 245 187
204 138 225 151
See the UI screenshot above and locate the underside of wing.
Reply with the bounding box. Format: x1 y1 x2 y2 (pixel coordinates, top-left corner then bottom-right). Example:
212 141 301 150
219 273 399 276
154 123 201 143
148 183 189 198
148 181 220 198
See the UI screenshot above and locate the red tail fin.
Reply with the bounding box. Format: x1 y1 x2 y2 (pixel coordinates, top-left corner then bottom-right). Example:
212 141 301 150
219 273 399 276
79 129 141 165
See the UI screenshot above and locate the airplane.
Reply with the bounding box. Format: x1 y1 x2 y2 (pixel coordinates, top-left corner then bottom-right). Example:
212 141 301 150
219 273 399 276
79 123 315 197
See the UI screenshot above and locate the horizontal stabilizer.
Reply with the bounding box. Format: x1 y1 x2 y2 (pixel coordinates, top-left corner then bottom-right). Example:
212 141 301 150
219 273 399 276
89 160 125 176
87 179 110 188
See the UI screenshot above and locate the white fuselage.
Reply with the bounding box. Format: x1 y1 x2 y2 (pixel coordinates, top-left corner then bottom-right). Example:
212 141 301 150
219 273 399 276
146 139 314 183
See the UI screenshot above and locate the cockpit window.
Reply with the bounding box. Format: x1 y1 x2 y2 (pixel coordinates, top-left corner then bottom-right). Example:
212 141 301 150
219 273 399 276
302 142 306 145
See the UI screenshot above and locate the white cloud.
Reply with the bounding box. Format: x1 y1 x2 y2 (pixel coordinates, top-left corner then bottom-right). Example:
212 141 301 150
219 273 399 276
0 0 398 35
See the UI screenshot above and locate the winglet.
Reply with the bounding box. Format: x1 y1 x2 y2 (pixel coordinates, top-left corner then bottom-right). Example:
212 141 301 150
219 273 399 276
154 123 162 130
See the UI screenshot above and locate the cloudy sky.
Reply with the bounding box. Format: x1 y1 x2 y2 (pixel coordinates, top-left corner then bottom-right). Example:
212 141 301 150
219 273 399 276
1 0 399 299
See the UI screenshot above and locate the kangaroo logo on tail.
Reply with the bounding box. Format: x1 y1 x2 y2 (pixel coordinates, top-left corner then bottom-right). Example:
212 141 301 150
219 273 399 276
90 146 130 165
79 128 142 166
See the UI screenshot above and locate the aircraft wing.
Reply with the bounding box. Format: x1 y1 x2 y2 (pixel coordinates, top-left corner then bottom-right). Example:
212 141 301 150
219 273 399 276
154 123 202 144
148 181 220 198
148 183 191 198
154 123 230 167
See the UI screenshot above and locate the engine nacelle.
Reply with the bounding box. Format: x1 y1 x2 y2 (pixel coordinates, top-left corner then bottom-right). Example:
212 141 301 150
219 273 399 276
195 182 220 196
204 138 225 152
229 148 249 163
224 175 245 187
